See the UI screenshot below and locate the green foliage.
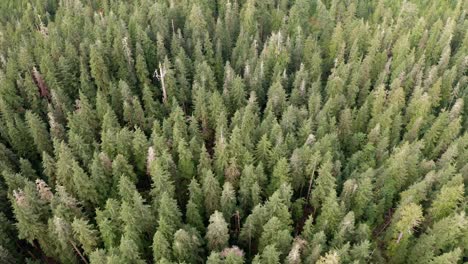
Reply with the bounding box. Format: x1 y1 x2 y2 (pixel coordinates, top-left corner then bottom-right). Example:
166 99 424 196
0 0 466 263
253 244 281 264
258 217 292 257
429 175 464 221
206 211 229 252
203 170 222 217
172 227 203 263
25 111 52 155
220 182 237 221
157 192 182 242
72 218 100 256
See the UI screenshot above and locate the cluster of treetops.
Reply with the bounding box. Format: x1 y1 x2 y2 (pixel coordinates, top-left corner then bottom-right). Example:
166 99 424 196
0 0 466 263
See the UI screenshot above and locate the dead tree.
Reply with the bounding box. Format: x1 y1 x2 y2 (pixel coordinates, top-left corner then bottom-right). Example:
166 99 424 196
153 62 168 104
32 67 50 100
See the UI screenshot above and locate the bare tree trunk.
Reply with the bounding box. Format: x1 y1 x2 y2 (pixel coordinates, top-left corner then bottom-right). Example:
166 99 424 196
69 240 88 264
154 62 168 104
396 232 404 244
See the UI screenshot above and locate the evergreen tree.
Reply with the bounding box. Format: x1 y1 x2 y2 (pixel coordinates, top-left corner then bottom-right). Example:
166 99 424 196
172 227 203 263
258 217 292 257
267 158 291 196
25 111 52 155
429 248 462 264
119 236 146 264
153 230 172 263
220 182 237 221
429 175 464 221
387 203 424 261
254 244 281 264
177 139 196 180
72 161 99 206
206 211 229 252
157 192 182 241
316 251 340 264
89 40 111 91
96 199 123 249
54 141 77 195
11 182 50 249
186 178 205 232
265 80 288 118
311 155 336 209
71 217 100 256
203 170 222 217
132 128 149 175
150 158 176 209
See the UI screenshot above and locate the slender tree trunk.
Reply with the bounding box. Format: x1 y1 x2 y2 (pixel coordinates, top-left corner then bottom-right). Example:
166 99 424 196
159 63 168 104
69 240 88 264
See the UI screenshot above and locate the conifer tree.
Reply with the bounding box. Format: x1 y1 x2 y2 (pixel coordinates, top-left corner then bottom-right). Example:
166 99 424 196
258 217 292 257
152 230 172 263
429 248 462 264
89 152 113 205
72 161 98 206
316 251 340 264
96 199 122 249
54 141 77 194
265 80 288 118
206 211 230 252
311 155 336 209
49 216 81 264
186 179 205 232
267 158 291 196
71 217 100 256
172 227 203 263
254 244 281 264
11 182 50 248
387 203 424 260
132 128 149 175
89 40 110 91
220 182 237 221
203 170 222 217
177 139 196 180
25 111 52 155
207 252 223 264
157 192 182 241
119 235 146 264
149 158 176 209
112 154 137 189
428 174 464 221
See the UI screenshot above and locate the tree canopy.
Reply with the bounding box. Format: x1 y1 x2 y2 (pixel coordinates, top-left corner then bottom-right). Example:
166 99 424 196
0 0 466 263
